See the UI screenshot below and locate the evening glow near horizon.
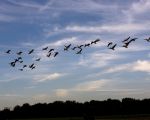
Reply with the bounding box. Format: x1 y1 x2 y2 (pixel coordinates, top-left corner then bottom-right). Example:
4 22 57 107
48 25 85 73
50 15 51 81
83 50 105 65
0 0 150 109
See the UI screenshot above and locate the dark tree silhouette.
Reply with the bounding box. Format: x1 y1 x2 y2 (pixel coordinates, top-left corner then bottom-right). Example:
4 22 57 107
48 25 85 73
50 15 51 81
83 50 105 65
1 98 150 119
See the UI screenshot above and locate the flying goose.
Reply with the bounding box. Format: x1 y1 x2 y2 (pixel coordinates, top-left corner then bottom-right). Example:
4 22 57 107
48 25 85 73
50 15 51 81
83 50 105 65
107 42 113 47
122 36 130 43
42 47 48 50
6 50 11 54
64 44 71 51
28 49 34 54
109 44 117 50
54 52 59 57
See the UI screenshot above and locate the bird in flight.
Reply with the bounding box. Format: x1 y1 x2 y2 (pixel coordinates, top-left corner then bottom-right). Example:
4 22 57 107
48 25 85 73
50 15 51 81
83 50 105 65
9 62 16 67
47 52 51 57
122 36 130 43
35 58 41 61
76 48 82 54
64 44 71 51
31 66 36 70
91 39 100 44
17 51 23 55
48 49 54 53
77 45 84 49
107 42 113 47
14 59 19 63
29 63 35 68
144 37 150 42
6 50 11 54
109 44 117 50
72 47 77 50
129 38 138 42
28 49 34 54
19 69 23 71
23 65 27 68
54 52 59 57
42 47 48 50
84 43 90 47
122 38 137 48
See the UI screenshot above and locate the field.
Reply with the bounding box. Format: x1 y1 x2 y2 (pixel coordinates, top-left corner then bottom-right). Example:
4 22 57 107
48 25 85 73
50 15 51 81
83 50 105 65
12 115 150 120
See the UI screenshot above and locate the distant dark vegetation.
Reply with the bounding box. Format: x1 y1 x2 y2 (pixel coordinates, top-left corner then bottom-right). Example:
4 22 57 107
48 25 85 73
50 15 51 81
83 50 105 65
1 98 150 119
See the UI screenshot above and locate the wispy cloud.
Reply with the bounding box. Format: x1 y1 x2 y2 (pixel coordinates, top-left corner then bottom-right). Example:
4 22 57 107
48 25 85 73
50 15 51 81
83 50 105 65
0 13 15 22
104 60 150 74
77 51 124 68
33 73 65 83
65 22 150 34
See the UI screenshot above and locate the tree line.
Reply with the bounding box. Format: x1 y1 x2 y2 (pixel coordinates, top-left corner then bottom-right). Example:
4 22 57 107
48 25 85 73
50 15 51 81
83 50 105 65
1 98 150 119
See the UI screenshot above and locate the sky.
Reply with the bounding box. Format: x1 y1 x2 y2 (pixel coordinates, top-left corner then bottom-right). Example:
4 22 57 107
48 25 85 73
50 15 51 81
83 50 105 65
0 0 150 109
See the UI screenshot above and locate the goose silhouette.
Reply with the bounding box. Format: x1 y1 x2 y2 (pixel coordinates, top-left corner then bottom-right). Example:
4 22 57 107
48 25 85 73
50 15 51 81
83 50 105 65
84 43 90 47
48 49 54 53
42 47 48 50
17 51 23 55
109 44 117 50
28 49 34 54
6 50 11 54
107 42 113 47
64 44 71 51
122 36 130 43
76 48 82 54
35 58 41 61
54 52 59 57
144 37 150 42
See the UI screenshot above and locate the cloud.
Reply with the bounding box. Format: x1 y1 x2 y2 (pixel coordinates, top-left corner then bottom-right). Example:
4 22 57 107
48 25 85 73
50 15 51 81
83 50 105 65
55 89 68 97
122 0 150 22
132 60 150 72
65 22 150 34
33 73 65 83
72 79 109 91
0 13 15 22
77 51 124 68
32 94 48 101
39 0 118 12
104 60 150 74
0 94 21 97
7 0 43 9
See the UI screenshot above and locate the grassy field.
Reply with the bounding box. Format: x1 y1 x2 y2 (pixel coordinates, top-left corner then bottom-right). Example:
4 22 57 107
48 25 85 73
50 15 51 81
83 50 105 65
12 115 150 120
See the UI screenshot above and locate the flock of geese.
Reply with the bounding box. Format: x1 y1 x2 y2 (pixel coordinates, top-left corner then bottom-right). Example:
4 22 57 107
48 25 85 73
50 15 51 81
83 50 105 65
4 36 150 71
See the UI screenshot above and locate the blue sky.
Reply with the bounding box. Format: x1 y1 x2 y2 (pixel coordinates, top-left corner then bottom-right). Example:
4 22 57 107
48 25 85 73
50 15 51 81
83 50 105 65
0 0 150 109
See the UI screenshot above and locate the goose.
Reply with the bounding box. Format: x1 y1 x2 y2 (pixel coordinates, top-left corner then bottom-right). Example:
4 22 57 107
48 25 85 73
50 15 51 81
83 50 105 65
72 47 77 50
35 58 41 61
64 44 71 51
17 51 23 55
9 62 15 67
31 66 36 70
144 37 150 42
19 69 23 71
122 36 130 43
107 42 113 47
54 52 59 57
42 47 48 50
23 65 27 68
47 53 51 57
122 42 130 48
76 48 82 54
77 45 84 48
29 63 34 68
48 49 54 53
6 50 11 54
94 39 100 44
84 43 90 47
28 49 34 54
109 44 117 50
